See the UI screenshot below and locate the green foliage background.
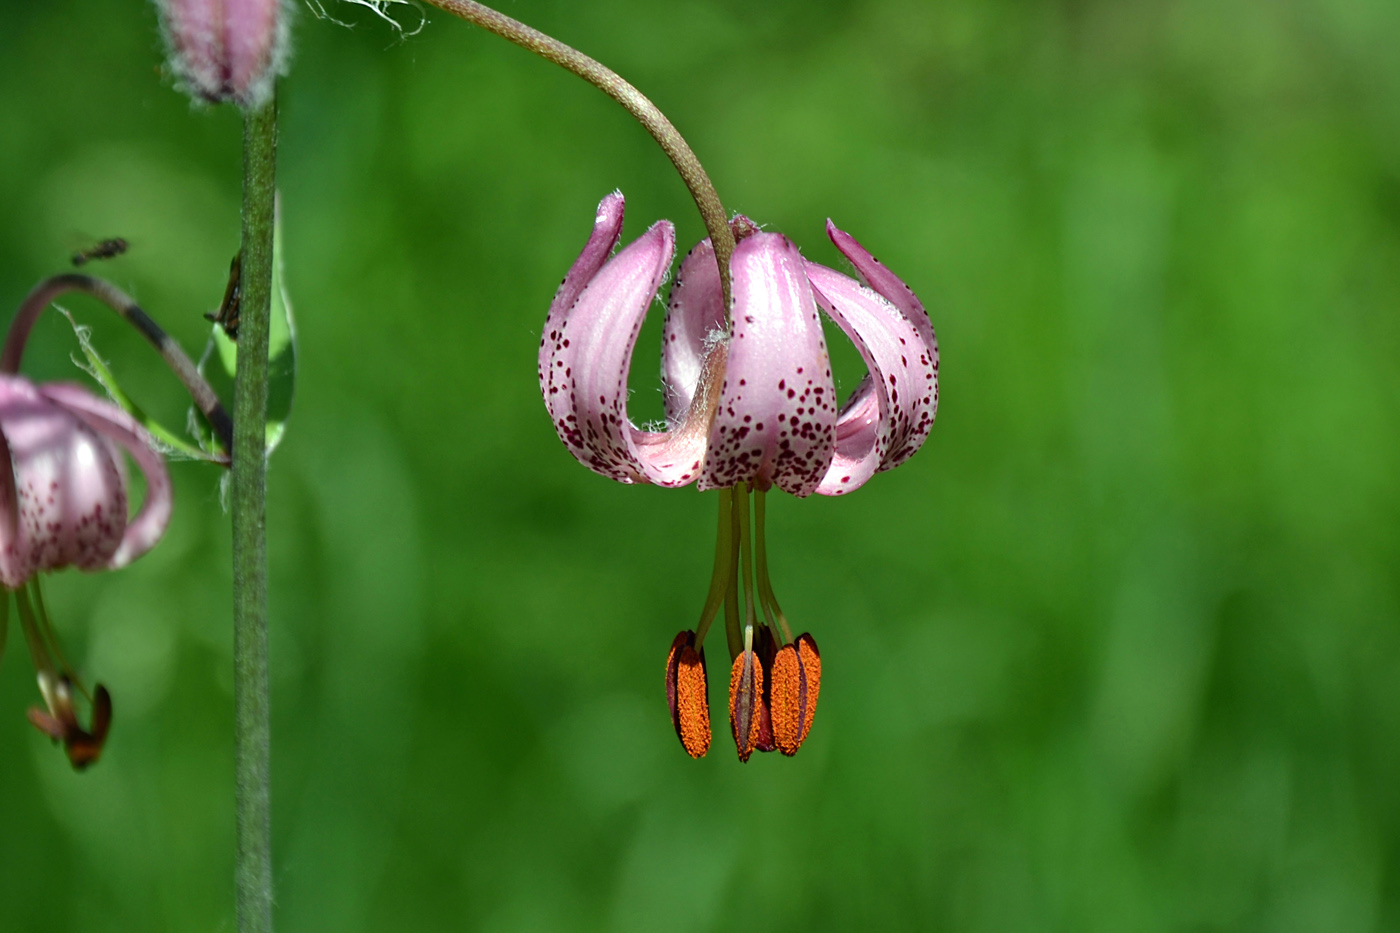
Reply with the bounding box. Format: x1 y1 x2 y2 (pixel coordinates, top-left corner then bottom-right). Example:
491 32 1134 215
2 0 1399 929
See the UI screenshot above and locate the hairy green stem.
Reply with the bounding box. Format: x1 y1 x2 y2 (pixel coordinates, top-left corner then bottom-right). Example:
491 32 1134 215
233 94 277 933
427 0 736 310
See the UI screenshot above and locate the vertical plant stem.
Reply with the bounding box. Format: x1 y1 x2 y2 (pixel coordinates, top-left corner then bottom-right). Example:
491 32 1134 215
233 93 277 933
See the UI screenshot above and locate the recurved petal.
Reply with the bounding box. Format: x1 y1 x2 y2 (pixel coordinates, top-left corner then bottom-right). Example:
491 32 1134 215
538 199 676 484
826 223 938 468
661 238 726 423
826 221 937 357
819 375 881 495
806 258 937 481
700 234 836 496
538 192 625 423
39 384 173 569
0 378 127 583
544 192 626 334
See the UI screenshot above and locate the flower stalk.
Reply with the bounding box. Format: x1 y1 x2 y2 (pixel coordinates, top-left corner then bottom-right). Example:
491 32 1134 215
3 273 234 456
424 0 736 310
233 93 277 933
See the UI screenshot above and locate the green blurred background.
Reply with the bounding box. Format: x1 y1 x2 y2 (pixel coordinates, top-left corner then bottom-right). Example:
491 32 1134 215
2 0 1399 929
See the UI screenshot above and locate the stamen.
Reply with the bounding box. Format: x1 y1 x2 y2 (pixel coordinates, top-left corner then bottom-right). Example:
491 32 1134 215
27 673 113 770
693 487 735 648
722 490 743 659
769 643 807 756
754 489 795 644
728 644 763 763
31 578 83 696
796 633 822 746
665 631 711 758
16 583 54 677
753 625 777 754
16 582 114 769
736 484 758 639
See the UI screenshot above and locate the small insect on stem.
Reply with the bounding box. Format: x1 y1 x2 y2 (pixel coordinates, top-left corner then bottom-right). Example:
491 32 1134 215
205 250 242 341
71 238 129 267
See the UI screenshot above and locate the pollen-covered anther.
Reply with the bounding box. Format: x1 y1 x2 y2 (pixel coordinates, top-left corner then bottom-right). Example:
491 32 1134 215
666 631 710 758
796 633 821 746
729 648 765 763
771 633 821 755
769 643 805 756
27 673 113 771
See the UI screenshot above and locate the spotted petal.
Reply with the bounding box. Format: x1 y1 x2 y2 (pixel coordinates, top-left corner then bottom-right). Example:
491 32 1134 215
806 252 936 494
39 383 173 569
827 221 937 358
700 233 836 496
817 224 935 479
0 378 128 586
540 194 712 486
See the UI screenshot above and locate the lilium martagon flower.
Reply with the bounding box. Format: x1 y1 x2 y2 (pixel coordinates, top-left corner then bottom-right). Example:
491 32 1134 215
540 192 939 761
0 374 173 770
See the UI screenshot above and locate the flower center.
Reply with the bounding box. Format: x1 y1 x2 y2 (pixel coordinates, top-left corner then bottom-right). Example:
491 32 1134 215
670 340 727 442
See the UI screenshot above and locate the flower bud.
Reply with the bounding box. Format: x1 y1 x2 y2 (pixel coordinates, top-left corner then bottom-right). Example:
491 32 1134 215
156 0 289 108
665 631 710 758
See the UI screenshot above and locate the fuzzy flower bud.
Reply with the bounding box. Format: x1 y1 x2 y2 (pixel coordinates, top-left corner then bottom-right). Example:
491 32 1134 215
155 0 289 108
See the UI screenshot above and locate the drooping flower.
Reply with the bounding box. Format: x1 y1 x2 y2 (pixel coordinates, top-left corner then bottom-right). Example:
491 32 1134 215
0 374 172 768
540 192 938 760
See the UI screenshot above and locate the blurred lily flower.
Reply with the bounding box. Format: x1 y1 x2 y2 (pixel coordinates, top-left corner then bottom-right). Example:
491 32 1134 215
0 374 172 768
540 192 939 760
156 0 288 108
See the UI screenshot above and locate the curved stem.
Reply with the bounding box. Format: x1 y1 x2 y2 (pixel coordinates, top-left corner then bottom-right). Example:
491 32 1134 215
427 0 736 311
233 94 277 933
3 274 235 457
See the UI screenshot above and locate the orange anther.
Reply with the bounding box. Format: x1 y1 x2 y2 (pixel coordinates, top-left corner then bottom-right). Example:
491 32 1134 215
796 633 820 746
729 649 764 763
770 643 806 756
666 631 710 758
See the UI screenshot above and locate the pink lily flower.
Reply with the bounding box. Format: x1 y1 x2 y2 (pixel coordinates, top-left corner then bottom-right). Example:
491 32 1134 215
540 192 938 760
0 374 172 768
0 376 172 586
